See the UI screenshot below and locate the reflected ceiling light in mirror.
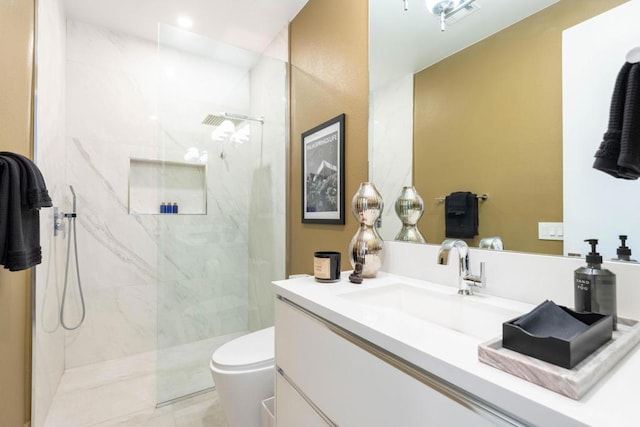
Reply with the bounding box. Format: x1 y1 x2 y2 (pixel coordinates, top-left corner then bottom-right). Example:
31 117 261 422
424 0 479 32
425 0 458 15
177 15 193 29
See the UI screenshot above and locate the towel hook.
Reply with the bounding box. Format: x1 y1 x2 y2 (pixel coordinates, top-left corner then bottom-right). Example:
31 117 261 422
626 47 640 64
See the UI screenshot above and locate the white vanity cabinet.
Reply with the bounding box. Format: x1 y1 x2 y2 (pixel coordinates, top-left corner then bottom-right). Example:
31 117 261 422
274 296 502 427
275 371 330 427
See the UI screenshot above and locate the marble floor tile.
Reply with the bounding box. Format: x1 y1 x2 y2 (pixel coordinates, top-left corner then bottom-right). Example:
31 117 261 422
172 391 227 427
145 412 177 427
44 340 230 427
45 373 156 426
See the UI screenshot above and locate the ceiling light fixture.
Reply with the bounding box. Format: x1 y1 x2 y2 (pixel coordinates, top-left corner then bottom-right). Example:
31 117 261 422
425 0 478 31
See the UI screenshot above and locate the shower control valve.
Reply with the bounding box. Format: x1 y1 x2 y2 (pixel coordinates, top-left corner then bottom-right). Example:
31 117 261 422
53 207 64 236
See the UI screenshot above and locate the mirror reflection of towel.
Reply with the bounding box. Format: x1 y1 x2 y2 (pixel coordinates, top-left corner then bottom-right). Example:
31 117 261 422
445 191 478 238
593 61 640 179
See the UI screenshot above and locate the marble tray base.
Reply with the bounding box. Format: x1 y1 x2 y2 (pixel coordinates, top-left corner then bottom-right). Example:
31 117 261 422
478 318 640 400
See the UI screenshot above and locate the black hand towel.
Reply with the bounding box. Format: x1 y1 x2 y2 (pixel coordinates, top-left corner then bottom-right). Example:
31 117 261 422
593 62 640 179
0 153 51 271
445 191 478 239
514 300 589 341
0 151 52 208
593 62 633 178
617 63 640 177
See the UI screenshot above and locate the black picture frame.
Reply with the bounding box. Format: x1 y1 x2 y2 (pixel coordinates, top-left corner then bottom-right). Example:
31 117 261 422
301 113 345 224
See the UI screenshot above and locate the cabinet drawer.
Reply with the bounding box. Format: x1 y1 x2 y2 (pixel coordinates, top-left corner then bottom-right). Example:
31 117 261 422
275 297 497 427
275 370 331 427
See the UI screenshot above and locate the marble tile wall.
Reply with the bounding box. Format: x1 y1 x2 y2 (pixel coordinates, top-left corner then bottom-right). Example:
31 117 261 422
64 20 160 369
33 0 68 425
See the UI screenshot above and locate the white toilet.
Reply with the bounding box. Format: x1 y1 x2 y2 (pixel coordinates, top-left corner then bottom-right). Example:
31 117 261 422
210 327 275 427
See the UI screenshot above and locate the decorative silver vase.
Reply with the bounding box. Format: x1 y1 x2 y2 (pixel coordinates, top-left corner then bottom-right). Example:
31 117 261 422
394 186 426 244
348 182 384 278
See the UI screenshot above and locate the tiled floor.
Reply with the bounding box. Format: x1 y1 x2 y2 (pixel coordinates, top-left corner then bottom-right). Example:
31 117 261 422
44 347 229 426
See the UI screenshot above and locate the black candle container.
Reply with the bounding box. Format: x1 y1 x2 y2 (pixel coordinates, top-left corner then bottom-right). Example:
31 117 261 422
313 251 341 283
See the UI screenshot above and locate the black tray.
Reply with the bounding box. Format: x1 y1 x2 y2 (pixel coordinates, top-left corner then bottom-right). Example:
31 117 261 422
502 306 613 369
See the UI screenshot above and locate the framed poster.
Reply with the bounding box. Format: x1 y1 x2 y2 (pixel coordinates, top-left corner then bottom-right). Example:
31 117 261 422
301 113 345 224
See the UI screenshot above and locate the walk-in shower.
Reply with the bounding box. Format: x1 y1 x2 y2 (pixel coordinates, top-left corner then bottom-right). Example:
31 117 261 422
33 5 287 425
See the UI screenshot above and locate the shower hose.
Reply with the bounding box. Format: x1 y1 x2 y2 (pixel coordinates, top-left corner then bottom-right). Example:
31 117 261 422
60 187 86 330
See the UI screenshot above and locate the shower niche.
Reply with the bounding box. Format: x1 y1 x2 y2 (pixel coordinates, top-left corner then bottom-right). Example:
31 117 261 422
128 158 207 215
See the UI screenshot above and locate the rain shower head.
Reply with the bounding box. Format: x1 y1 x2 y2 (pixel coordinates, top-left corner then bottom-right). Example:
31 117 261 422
201 112 264 127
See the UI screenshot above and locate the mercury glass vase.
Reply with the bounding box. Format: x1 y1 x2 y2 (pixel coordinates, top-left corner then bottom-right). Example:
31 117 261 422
394 185 426 244
348 182 384 278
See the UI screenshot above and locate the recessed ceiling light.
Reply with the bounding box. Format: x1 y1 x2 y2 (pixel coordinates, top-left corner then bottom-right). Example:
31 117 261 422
177 15 193 29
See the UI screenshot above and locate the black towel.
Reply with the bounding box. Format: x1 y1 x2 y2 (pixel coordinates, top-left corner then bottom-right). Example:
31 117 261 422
593 62 640 179
0 152 52 271
514 300 589 341
0 152 52 208
445 191 478 239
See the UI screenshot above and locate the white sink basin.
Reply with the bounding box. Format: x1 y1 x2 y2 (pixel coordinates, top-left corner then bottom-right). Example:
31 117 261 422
340 283 530 340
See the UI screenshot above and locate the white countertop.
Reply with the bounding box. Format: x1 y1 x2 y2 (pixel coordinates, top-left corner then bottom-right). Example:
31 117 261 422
273 271 640 427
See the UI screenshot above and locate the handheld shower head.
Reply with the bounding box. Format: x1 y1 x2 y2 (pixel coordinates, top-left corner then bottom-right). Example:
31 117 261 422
69 185 76 213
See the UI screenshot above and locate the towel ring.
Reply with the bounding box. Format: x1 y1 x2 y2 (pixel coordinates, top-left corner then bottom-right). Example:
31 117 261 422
435 193 488 203
626 47 640 64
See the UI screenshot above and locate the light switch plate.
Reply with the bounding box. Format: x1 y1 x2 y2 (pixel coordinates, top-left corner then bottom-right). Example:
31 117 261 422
538 222 564 241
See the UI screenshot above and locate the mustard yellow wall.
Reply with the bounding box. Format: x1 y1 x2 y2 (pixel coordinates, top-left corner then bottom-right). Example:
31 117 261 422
288 0 369 275
0 0 35 425
413 0 626 255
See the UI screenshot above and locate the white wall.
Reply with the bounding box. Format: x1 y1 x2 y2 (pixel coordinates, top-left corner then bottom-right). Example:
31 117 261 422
370 74 415 241
563 0 640 259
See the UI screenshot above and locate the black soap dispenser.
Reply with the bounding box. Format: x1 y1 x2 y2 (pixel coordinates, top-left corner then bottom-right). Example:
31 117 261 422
574 239 617 329
612 235 637 262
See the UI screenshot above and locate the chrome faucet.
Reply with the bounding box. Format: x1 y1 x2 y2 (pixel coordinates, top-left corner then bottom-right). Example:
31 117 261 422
437 239 486 295
479 236 504 250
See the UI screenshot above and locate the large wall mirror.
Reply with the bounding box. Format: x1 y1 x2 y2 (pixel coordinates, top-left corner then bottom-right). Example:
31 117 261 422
370 0 640 259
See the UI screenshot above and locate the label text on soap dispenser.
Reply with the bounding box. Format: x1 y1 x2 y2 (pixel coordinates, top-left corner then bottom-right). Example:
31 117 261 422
576 278 591 291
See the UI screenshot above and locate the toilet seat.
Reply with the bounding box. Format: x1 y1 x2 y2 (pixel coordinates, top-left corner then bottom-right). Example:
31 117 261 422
211 327 274 372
